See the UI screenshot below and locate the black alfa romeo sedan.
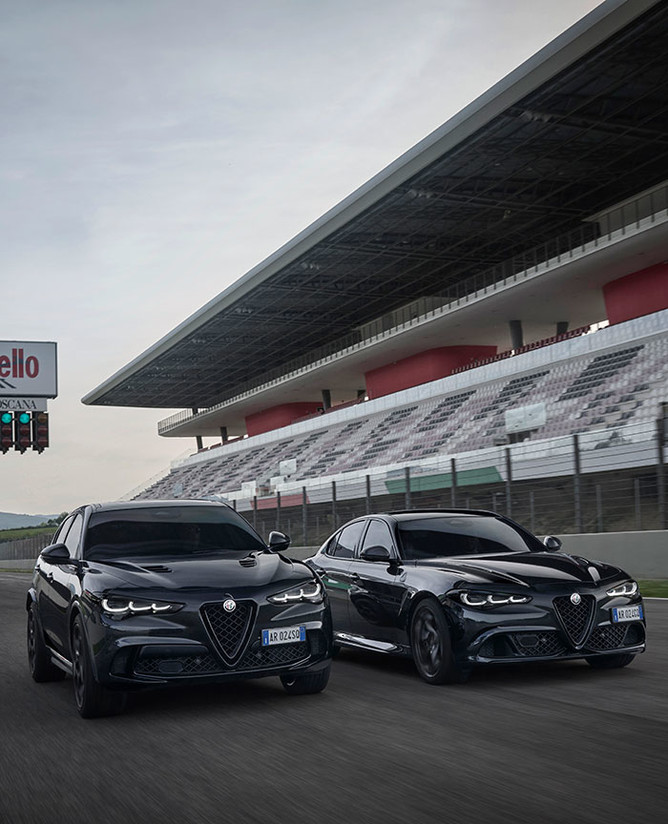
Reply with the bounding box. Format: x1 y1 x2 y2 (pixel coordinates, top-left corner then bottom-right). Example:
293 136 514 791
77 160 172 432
307 510 645 684
27 500 332 717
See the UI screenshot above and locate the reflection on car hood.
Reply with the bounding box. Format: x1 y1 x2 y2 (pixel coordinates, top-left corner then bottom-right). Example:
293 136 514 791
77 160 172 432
414 551 625 586
85 552 307 594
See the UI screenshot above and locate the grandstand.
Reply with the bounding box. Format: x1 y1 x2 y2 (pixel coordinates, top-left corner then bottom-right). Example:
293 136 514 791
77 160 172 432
83 0 668 539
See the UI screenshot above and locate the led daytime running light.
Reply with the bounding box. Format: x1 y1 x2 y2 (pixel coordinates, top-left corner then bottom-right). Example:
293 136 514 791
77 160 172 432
101 598 176 616
606 581 638 597
269 580 322 605
459 592 531 608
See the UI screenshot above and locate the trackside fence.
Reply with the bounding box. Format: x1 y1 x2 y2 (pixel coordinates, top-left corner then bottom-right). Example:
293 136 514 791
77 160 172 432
2 421 665 560
234 420 667 546
0 533 52 562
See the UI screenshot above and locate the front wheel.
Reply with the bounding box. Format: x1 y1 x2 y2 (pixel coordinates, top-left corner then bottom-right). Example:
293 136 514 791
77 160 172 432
71 615 126 718
586 653 635 670
27 603 66 683
280 665 330 695
410 597 469 685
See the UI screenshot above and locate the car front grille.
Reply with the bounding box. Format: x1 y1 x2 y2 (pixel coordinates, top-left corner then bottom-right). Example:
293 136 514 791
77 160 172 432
201 601 256 664
553 595 595 646
134 654 221 677
237 641 310 670
510 632 567 657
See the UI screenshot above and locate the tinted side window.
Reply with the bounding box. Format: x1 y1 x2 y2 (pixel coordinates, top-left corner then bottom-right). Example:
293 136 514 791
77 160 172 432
53 516 75 545
63 514 84 557
322 535 338 556
360 520 394 556
331 522 366 558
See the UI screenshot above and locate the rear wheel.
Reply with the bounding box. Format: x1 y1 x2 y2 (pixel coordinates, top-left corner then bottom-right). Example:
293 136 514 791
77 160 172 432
410 597 469 685
280 665 330 695
27 603 65 683
586 653 635 670
71 615 126 718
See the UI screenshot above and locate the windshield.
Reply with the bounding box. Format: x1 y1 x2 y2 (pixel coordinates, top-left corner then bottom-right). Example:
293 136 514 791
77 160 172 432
398 516 541 560
84 506 266 561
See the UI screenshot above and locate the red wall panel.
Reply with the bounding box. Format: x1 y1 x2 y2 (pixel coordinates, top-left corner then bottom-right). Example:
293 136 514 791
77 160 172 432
365 346 497 399
245 402 322 437
603 263 668 324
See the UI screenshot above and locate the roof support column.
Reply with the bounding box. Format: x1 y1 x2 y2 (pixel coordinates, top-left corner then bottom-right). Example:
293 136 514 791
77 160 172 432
556 321 569 336
509 320 523 350
321 389 331 411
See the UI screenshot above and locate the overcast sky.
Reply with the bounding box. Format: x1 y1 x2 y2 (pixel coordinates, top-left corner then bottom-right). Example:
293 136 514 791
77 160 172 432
0 0 603 516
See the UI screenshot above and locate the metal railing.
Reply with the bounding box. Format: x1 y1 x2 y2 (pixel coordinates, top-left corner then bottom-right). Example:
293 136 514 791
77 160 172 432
233 420 666 545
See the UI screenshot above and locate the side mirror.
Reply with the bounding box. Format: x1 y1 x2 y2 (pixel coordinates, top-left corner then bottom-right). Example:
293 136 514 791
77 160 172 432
40 543 72 564
268 531 291 552
360 545 392 563
543 536 562 552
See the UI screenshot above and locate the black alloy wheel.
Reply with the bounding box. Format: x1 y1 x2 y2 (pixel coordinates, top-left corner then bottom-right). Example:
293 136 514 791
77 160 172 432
71 615 126 718
280 664 331 695
27 603 65 682
586 652 636 669
410 597 469 685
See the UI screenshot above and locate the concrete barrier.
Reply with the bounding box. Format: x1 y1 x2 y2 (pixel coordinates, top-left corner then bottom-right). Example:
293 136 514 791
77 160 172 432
557 531 668 579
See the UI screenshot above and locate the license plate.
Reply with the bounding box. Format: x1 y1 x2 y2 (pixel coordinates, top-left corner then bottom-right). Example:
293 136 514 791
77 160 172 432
611 605 643 623
261 625 306 646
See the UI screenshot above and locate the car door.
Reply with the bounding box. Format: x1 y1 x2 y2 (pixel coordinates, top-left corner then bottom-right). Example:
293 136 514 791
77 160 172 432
347 519 407 646
38 513 83 655
310 521 366 635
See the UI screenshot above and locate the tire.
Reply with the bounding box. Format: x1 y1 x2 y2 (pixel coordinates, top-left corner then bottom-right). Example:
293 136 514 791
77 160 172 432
280 664 330 695
410 597 469 685
71 615 126 718
586 653 635 670
27 603 66 683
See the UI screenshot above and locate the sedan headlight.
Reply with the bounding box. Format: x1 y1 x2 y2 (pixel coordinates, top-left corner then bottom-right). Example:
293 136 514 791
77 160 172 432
606 581 638 597
100 595 183 619
456 591 532 608
268 580 323 605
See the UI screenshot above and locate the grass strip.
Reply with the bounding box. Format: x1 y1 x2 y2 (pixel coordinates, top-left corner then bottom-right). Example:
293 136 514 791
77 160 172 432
638 580 668 598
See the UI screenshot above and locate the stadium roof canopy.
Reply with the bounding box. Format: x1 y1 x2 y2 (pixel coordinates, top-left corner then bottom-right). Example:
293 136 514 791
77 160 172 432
84 0 668 416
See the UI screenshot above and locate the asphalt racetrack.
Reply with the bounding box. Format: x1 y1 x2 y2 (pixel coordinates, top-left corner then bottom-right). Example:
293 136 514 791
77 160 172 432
1 572 666 824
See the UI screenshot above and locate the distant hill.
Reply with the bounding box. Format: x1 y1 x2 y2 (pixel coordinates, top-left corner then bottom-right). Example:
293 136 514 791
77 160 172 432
0 512 58 530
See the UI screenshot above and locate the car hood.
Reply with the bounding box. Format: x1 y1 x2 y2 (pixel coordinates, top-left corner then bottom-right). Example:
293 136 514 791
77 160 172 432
84 552 309 596
414 551 625 587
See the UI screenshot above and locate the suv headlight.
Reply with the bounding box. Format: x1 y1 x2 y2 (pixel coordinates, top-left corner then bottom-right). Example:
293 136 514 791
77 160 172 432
456 591 532 608
606 581 638 597
100 595 183 619
268 580 323 605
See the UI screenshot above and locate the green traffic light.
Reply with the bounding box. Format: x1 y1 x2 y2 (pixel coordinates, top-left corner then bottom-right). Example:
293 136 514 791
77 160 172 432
1 412 12 424
18 412 31 425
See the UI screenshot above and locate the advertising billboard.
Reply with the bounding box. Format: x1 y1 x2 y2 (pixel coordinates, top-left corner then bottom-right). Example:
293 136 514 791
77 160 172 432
0 341 58 398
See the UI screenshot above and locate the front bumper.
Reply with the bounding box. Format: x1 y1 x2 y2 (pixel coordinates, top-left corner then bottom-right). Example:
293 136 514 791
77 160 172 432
85 597 332 688
449 588 646 665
